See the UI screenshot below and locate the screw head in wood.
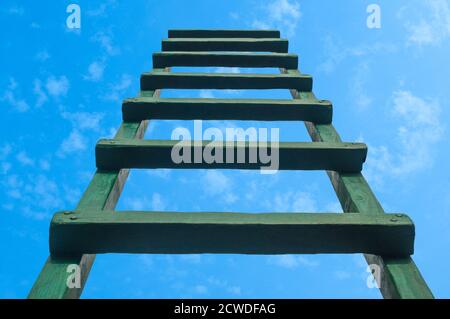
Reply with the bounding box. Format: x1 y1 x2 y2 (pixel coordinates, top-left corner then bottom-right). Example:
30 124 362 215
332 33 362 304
390 218 398 222
69 216 78 221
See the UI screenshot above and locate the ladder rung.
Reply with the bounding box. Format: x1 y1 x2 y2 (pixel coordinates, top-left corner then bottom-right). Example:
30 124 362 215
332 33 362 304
153 52 298 68
168 29 281 38
95 139 367 172
162 38 288 53
140 72 312 91
50 211 414 256
122 97 332 123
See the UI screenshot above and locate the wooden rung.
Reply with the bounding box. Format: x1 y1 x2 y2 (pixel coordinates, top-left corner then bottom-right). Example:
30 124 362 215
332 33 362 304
168 29 281 38
50 211 414 256
140 71 312 91
153 52 298 68
162 38 288 53
122 97 332 123
95 139 367 172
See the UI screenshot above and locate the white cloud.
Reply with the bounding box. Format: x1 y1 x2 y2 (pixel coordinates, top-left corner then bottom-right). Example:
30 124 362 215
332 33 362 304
33 79 48 107
46 76 69 97
202 170 238 204
351 62 372 110
268 255 319 269
318 37 397 75
16 152 34 166
1 173 63 220
103 74 132 101
61 111 104 131
364 90 444 184
402 0 450 46
92 32 120 56
251 0 301 37
83 61 105 82
57 129 87 157
126 193 166 211
87 0 117 17
0 144 12 160
2 78 29 112
269 191 317 212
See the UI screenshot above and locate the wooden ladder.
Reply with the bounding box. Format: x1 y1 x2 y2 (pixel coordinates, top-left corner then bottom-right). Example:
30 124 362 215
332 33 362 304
28 29 433 299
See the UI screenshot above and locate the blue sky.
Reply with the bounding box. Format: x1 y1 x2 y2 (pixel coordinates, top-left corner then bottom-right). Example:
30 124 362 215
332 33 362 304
1 0 449 298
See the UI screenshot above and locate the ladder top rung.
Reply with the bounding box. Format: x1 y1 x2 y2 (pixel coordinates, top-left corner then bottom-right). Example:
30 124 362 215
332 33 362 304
168 29 281 38
163 37 287 42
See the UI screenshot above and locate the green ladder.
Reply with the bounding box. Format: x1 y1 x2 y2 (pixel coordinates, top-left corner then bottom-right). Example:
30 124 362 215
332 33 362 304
28 29 433 299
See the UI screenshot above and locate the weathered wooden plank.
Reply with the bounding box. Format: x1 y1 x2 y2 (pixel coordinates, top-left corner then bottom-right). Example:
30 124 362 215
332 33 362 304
122 97 332 123
50 211 414 256
168 29 281 38
162 38 288 53
27 67 166 298
95 139 367 172
153 52 298 68
282 68 434 299
141 71 312 91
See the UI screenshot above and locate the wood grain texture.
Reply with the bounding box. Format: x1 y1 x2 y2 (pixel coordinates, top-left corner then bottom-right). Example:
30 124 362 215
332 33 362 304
168 29 281 38
162 38 288 53
281 68 434 299
28 68 165 299
122 97 332 123
95 139 367 172
50 211 414 256
140 71 312 91
153 52 298 68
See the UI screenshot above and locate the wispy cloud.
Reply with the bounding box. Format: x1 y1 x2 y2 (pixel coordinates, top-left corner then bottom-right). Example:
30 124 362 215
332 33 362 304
401 0 450 46
350 62 373 111
317 37 397 75
61 111 104 131
45 76 70 97
87 0 117 17
92 31 120 56
33 79 48 107
102 74 132 101
83 61 105 82
16 152 35 167
1 78 29 112
202 170 238 204
251 0 301 37
364 90 444 185
268 255 319 269
126 193 167 211
57 129 87 158
268 191 317 212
